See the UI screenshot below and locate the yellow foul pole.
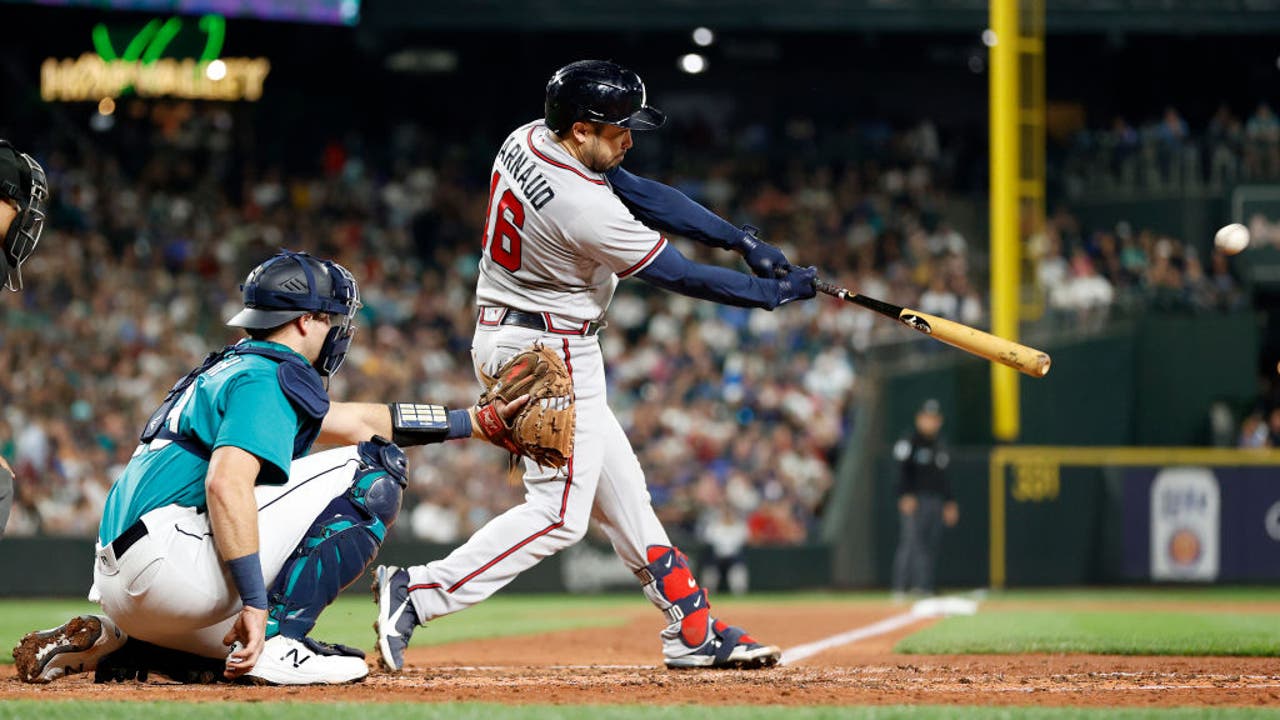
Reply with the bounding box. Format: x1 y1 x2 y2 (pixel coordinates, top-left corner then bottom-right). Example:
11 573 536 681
989 0 1020 441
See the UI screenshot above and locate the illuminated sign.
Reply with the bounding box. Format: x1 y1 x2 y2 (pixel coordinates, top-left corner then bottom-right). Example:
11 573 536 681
41 15 270 102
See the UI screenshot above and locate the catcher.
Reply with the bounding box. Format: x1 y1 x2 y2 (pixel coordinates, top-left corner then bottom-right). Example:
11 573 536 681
14 250 540 685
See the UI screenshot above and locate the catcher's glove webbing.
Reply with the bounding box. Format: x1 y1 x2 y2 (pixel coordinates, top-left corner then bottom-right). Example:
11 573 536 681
475 343 575 468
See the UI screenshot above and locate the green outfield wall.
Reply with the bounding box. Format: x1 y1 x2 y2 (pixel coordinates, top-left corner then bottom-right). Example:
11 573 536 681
863 312 1264 587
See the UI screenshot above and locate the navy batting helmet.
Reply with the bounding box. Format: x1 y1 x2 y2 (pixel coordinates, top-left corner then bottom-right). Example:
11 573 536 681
228 251 361 376
544 60 666 135
0 139 48 292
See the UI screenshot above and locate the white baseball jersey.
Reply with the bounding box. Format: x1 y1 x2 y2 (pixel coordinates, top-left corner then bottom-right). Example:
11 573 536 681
403 118 773 666
475 120 667 326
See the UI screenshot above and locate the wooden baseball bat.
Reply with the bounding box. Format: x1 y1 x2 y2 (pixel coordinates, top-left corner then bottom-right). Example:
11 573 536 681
816 278 1051 378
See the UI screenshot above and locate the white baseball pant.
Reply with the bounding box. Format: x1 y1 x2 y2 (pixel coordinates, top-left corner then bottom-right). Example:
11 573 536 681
90 446 366 658
404 323 672 619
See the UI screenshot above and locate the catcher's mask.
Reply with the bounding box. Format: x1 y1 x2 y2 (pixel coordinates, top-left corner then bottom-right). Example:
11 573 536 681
227 250 361 376
0 140 49 292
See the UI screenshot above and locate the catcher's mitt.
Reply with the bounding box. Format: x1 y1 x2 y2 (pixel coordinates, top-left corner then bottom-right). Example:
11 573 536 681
474 343 574 468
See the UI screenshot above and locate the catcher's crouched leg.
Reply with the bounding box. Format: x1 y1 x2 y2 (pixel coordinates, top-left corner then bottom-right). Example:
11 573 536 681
638 545 781 670
266 437 407 641
94 638 226 684
14 613 128 683
14 613 225 684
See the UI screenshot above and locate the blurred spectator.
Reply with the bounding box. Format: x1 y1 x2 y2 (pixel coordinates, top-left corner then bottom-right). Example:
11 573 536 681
1047 246 1115 324
1267 407 1280 448
1239 411 1270 448
1207 104 1243 186
1245 102 1280 178
747 497 806 546
698 501 750 595
1061 99 1280 193
0 96 1247 545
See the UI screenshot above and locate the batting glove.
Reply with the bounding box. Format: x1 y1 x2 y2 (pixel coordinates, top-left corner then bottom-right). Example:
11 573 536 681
771 265 818 308
735 225 793 278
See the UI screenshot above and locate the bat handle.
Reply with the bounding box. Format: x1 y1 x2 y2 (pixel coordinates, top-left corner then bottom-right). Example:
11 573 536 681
815 278 848 299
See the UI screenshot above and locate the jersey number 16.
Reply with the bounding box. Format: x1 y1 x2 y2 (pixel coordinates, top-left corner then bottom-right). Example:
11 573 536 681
482 171 523 272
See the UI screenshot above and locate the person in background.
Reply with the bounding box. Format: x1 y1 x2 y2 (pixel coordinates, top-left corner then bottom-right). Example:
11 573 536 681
891 399 958 600
698 500 750 596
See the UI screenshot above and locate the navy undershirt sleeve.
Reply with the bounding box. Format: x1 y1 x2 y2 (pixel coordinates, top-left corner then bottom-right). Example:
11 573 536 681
636 243 779 309
607 167 742 250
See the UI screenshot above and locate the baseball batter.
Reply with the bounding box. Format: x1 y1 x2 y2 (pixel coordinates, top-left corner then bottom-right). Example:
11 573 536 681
15 251 527 685
375 60 818 670
0 138 48 540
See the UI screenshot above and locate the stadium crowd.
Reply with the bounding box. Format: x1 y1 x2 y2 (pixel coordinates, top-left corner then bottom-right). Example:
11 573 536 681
1057 102 1280 195
0 98 1247 547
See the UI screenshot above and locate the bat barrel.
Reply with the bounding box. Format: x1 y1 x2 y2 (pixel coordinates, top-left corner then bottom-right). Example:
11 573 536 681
813 275 1051 378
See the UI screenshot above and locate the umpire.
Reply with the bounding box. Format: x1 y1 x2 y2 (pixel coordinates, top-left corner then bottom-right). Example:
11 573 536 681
0 139 49 539
890 399 959 599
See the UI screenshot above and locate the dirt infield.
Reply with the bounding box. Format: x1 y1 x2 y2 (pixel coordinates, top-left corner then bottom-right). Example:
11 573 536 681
4 602 1279 707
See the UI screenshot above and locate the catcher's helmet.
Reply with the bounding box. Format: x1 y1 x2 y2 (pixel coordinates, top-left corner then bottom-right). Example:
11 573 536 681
0 139 48 292
227 251 361 376
544 60 666 135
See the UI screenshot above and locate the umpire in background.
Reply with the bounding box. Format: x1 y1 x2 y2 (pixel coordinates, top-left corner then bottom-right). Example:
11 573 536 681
0 139 49 539
891 399 959 600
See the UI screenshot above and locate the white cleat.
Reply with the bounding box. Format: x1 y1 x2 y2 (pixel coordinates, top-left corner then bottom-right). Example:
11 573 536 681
243 635 369 685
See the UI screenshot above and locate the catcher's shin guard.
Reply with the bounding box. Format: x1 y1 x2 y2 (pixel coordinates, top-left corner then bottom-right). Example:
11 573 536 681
266 438 407 640
638 545 780 669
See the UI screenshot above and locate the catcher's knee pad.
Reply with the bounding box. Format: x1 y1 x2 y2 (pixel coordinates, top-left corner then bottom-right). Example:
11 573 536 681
267 438 408 639
353 437 407 525
637 545 712 649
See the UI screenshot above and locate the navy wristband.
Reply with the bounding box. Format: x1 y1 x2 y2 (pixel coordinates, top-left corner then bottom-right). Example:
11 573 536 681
227 552 267 610
446 408 472 440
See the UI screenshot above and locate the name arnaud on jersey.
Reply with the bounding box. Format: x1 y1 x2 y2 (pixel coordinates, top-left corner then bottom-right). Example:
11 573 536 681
497 134 557 211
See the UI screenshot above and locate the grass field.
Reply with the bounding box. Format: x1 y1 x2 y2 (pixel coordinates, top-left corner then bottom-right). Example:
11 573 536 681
894 587 1280 656
894 609 1280 655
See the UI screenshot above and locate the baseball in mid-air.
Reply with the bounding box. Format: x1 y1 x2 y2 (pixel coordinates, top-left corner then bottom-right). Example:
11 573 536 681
1214 223 1250 255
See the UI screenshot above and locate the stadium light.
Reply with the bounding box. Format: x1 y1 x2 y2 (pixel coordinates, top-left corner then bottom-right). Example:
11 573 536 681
679 53 707 74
